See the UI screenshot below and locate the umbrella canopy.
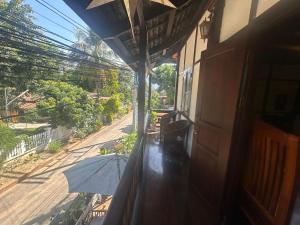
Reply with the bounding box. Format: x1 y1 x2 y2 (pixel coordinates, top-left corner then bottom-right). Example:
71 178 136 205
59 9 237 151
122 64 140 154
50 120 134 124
63 153 128 195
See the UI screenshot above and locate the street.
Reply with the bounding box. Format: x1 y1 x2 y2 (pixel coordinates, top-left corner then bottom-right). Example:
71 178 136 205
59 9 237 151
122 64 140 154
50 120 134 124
0 113 132 225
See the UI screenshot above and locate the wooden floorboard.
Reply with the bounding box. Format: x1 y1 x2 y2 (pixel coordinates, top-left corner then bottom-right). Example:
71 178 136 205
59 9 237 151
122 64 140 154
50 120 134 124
140 138 190 225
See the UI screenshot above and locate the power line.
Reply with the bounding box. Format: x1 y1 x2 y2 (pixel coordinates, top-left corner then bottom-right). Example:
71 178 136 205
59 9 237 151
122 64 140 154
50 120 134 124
0 13 128 70
0 74 97 82
32 0 90 34
40 0 89 31
0 21 129 73
32 10 74 34
0 37 111 71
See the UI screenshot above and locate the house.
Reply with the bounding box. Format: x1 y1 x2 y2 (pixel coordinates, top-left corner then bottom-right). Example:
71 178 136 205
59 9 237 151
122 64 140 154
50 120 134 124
63 0 300 225
18 93 37 113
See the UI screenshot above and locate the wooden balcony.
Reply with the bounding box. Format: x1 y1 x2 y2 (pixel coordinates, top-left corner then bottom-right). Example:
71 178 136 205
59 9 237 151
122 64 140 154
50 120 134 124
102 132 195 225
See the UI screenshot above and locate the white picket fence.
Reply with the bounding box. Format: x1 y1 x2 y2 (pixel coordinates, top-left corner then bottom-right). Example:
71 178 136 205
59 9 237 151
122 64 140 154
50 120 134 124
4 126 73 162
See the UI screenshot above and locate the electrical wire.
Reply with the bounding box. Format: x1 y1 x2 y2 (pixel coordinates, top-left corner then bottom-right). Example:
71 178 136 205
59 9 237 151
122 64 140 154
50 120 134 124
32 10 74 34
0 27 130 73
0 13 128 69
31 0 90 34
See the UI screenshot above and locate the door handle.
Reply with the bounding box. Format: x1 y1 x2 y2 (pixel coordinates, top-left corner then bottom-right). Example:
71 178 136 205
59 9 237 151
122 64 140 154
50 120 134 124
194 125 200 135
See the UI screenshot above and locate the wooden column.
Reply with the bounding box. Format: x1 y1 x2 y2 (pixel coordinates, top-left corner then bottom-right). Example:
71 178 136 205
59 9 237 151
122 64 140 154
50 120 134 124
174 51 180 111
148 73 152 110
137 26 147 137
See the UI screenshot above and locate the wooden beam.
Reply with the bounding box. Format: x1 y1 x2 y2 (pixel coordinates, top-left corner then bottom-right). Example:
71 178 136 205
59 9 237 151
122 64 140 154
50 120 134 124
136 0 145 27
113 37 132 59
102 28 131 40
166 9 176 38
86 0 114 9
149 32 186 55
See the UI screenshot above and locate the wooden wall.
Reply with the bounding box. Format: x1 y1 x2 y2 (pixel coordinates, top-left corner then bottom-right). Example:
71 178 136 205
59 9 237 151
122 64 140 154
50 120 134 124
175 0 286 157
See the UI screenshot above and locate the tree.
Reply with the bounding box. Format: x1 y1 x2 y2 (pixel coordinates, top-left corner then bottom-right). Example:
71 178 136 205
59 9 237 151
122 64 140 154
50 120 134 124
0 0 61 90
151 91 163 109
34 81 102 137
0 124 18 164
102 94 121 123
152 64 176 105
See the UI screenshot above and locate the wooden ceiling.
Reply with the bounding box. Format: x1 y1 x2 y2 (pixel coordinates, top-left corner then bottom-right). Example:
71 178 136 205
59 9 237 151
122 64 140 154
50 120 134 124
63 0 210 71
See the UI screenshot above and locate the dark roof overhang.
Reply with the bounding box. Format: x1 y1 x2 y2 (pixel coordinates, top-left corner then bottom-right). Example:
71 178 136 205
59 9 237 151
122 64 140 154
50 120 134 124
63 0 213 71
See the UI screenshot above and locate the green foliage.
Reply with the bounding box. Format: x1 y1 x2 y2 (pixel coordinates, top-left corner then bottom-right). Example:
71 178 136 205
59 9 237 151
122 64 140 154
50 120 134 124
0 0 62 90
151 91 163 109
120 132 137 154
102 94 121 123
152 64 176 106
150 111 158 125
99 148 110 155
99 69 120 96
48 141 62 154
33 80 103 137
0 124 19 164
19 109 43 123
60 193 93 225
99 132 137 155
13 127 46 136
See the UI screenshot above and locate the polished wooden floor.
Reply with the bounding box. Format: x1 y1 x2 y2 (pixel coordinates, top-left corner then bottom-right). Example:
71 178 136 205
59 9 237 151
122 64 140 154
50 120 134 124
138 137 231 225
140 138 190 225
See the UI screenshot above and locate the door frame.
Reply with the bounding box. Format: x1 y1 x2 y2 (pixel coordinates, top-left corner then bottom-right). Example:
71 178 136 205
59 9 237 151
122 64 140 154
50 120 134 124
223 11 300 225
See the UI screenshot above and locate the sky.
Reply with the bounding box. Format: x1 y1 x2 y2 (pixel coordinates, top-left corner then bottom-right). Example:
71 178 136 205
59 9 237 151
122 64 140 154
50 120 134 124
24 0 90 44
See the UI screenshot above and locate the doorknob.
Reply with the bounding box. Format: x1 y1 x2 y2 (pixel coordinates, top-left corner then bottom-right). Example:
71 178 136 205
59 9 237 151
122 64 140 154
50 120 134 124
194 125 200 135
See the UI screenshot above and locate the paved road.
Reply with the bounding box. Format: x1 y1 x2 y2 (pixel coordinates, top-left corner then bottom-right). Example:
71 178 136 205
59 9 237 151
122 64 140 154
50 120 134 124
0 113 133 225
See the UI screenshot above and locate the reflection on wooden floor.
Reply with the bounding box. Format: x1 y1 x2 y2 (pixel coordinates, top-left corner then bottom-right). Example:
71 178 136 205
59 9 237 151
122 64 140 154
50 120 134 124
131 136 218 225
140 138 189 225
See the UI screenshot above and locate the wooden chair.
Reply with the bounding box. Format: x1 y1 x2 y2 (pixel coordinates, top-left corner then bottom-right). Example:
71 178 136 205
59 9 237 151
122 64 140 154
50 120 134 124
159 111 178 143
162 120 190 151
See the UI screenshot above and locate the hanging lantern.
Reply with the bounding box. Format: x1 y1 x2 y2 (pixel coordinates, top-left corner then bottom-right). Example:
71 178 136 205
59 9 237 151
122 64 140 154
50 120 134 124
199 18 211 40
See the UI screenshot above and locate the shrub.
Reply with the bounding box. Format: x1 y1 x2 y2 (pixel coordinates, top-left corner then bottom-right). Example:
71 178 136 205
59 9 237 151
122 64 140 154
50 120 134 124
98 133 137 156
102 94 121 124
99 148 110 155
0 124 19 165
48 141 62 153
150 111 158 126
121 132 137 154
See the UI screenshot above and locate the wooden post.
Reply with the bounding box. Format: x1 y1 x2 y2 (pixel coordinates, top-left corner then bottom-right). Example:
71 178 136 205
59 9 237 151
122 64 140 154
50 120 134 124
148 73 152 110
132 79 138 132
137 26 147 137
174 51 180 111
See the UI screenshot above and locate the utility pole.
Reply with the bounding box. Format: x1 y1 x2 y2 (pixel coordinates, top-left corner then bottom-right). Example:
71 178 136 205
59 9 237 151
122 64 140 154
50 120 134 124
4 89 29 124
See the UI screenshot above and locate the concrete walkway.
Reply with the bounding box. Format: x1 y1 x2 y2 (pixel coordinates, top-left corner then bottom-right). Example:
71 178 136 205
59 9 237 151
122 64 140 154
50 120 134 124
0 113 132 225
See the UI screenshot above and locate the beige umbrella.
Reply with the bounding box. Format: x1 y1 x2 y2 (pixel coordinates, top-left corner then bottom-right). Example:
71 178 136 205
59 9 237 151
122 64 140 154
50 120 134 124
63 153 128 195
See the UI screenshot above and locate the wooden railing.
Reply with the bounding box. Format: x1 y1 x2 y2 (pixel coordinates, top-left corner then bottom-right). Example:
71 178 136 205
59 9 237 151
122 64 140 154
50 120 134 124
241 120 299 225
102 136 144 225
91 209 106 218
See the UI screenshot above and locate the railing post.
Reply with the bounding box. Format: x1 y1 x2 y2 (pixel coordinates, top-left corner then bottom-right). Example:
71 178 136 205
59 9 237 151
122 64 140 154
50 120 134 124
137 25 147 137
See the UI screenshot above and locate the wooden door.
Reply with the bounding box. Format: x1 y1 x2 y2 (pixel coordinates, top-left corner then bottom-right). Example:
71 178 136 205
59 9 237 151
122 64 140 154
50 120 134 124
241 120 298 225
190 41 247 224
